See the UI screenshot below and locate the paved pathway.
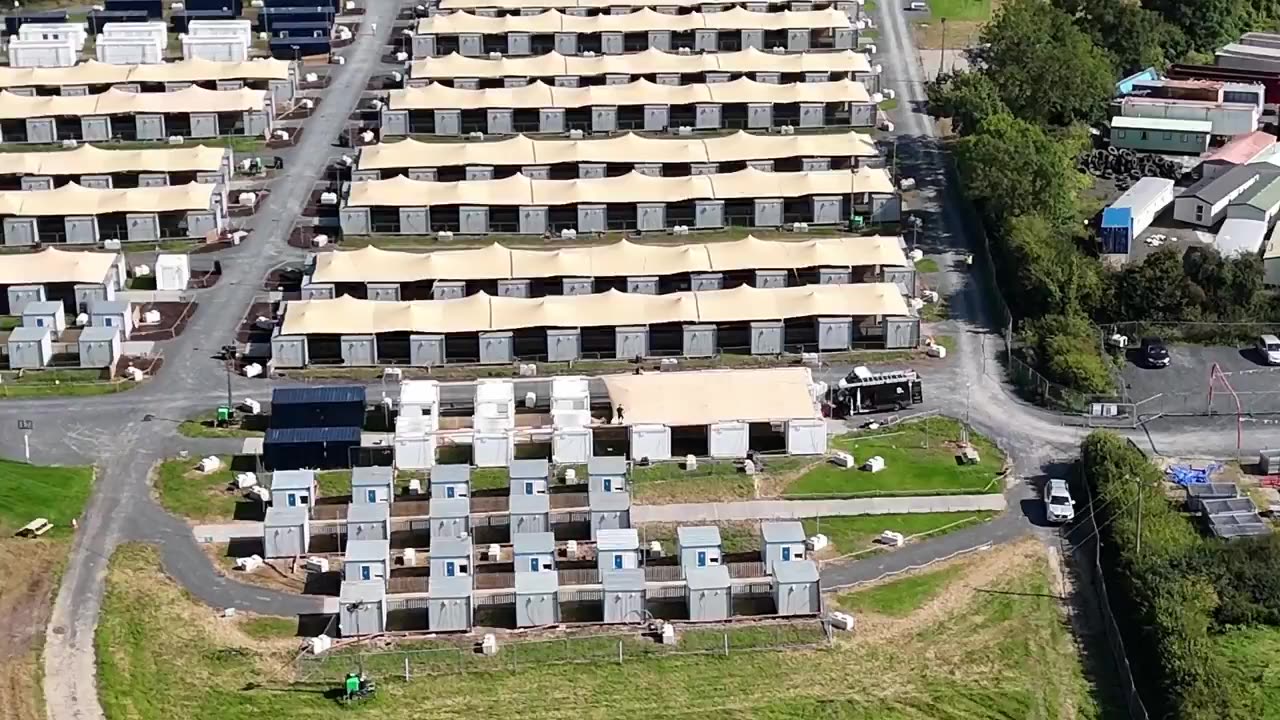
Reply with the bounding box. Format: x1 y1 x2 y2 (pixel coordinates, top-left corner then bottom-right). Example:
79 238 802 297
632 494 1007 523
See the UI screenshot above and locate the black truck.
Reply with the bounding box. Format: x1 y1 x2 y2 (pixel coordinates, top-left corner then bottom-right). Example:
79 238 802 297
829 368 924 417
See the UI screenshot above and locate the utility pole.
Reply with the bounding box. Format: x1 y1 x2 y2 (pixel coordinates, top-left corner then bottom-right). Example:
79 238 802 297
1136 483 1143 558
938 18 947 81
221 344 236 417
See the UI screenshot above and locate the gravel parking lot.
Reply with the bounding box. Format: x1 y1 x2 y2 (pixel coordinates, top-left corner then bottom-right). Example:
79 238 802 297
1121 341 1280 415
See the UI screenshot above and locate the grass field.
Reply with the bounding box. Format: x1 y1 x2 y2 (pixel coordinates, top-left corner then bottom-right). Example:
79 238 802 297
915 258 941 273
0 369 130 399
785 416 1005 497
803 512 995 554
178 410 266 439
154 456 241 522
316 470 353 498
838 563 966 616
95 540 1110 719
471 467 511 491
926 0 992 21
0 459 93 720
638 521 763 554
1213 625 1280 714
630 457 815 504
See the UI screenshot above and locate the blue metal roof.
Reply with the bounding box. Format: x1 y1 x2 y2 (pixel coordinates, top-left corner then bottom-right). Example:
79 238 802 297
271 385 365 406
265 426 361 444
1101 207 1132 229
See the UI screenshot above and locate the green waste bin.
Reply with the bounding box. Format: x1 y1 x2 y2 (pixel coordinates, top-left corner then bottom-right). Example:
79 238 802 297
216 405 232 423
849 215 866 230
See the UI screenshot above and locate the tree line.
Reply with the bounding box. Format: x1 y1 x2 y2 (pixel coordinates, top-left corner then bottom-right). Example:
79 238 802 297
928 0 1280 396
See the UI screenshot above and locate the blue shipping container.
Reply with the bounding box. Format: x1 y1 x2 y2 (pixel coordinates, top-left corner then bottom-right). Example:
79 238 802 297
264 426 361 470
1100 207 1132 254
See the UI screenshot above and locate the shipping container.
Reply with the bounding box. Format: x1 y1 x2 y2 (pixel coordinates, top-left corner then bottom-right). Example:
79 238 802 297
270 385 366 429
5 10 69 35
104 0 164 18
263 426 361 470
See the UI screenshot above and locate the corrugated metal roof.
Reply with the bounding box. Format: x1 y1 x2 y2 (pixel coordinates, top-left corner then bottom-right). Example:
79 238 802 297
430 496 470 517
1205 130 1277 164
761 520 805 544
430 464 471 485
510 493 550 514
270 469 315 490
1184 164 1276 204
271 385 366 406
428 574 473 598
429 536 471 558
344 538 389 562
1112 115 1213 133
602 567 646 592
596 528 639 550
772 559 819 583
589 489 631 511
677 525 722 548
685 564 731 590
351 466 393 487
513 531 556 554
515 570 560 594
346 502 390 523
1233 174 1280 210
264 426 361 444
509 458 550 479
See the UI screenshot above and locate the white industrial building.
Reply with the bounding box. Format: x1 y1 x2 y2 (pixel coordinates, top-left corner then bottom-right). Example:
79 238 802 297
1119 95 1261 137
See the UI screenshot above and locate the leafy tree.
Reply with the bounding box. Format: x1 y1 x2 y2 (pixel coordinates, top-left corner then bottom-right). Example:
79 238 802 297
1145 0 1244 54
953 114 1089 225
1113 248 1197 321
968 0 1115 125
925 71 1009 136
1017 313 1114 393
1055 0 1185 73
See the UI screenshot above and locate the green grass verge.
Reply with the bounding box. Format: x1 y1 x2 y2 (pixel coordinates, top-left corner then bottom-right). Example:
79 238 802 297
927 0 992 21
154 456 240 523
178 411 266 439
879 97 899 111
0 315 20 330
785 416 1005 497
915 258 941 273
471 467 510 492
803 511 996 554
0 368 130 399
919 295 950 321
95 540 1110 719
630 457 815 504
0 457 93 536
240 616 298 641
838 563 966 616
639 521 763 554
316 470 353 498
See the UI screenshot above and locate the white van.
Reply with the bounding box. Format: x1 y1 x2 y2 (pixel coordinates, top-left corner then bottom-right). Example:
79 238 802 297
1257 334 1280 365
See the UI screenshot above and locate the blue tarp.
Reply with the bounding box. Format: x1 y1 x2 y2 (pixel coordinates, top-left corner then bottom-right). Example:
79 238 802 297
1168 463 1224 486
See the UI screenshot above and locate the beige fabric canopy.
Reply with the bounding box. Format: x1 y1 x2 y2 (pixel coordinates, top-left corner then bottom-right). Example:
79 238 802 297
0 247 119 285
411 48 871 80
601 367 820 425
357 131 876 170
0 58 292 89
0 86 269 120
389 77 870 110
0 182 215 216
312 234 907 283
416 7 851 34
346 166 893 207
0 144 227 176
279 282 910 335
440 0 833 8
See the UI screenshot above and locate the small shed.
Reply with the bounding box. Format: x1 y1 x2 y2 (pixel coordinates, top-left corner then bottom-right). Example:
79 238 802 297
596 527 641 572
345 501 391 542
154 253 191 291
76 325 121 369
427 575 474 632
601 568 647 624
269 469 316 509
343 538 391 583
430 496 471 539
338 580 387 637
430 463 471 499
352 465 395 504
509 458 550 495
513 530 556 573
760 521 807 573
428 536 472 578
515 571 560 628
88 299 135 339
399 378 439 416
588 455 628 493
589 489 632 539
772 559 821 616
6 325 52 369
509 492 551 534
262 505 309 558
677 525 723 577
21 300 66 334
685 564 732 622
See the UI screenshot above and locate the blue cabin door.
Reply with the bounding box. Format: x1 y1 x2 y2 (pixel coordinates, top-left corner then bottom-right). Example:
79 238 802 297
525 481 534 495
603 478 612 492
613 554 623 569
287 494 297 507
530 558 539 572
361 565 371 581
697 551 707 567
446 561 456 577
782 546 792 561
366 489 377 503
446 486 455 498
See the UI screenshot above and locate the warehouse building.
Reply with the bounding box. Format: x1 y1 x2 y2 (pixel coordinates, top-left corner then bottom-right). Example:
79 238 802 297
408 46 877 89
0 144 232 191
269 282 915 368
380 79 876 136
0 182 225 246
353 131 879 182
1174 164 1280 227
305 235 911 301
0 248 123 314
600 367 828 459
412 8 857 58
339 168 896 236
434 0 856 15
1109 116 1211 155
0 86 273 144
515 571 560 627
0 57 298 103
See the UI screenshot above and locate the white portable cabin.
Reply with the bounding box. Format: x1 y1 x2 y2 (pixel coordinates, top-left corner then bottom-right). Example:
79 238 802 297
677 525 723 577
473 380 517 467
187 19 254 47
88 299 134 339
263 505 310 558
685 564 732 622
785 417 828 455
551 377 592 462
473 429 514 467
77 325 121 369
601 568 647 624
182 34 249 62
429 496 471 539
629 423 672 462
393 413 437 470
96 36 164 65
508 458 550 495
351 465 395 504
399 379 440 421
428 536 472 578
772 559 821 616
596 527 640 572
708 421 750 459
513 530 556 573
587 455 627 493
760 521 807 572
345 501 391 541
270 469 316 509
551 376 590 413
21 300 67 334
7 37 77 68
589 488 631 539
343 538 391 582
515 571 560 628
18 23 88 51
155 254 192 291
429 463 470 499
553 425 591 463
338 580 387 636
6 326 53 369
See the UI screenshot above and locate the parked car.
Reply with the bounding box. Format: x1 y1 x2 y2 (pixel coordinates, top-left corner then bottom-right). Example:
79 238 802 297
1257 334 1280 365
1141 337 1171 368
1043 479 1075 524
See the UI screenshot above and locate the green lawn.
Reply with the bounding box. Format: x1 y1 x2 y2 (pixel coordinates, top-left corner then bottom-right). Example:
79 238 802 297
879 97 899 111
785 417 1005 497
178 410 266 439
927 0 992 20
0 315 20 330
631 458 815 504
638 521 763 554
0 457 93 536
316 470 353 498
915 258 941 273
1212 625 1280 714
803 512 995 554
240 616 298 641
95 541 1110 719
470 467 510 492
154 456 241 522
919 295 950 321
0 368 130 399
838 563 966 617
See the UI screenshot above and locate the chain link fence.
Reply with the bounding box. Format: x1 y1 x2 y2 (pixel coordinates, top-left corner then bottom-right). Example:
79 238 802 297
295 620 831 683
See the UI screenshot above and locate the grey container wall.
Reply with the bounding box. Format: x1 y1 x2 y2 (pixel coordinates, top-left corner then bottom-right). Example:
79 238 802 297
772 560 821 616
686 565 732 622
352 466 395 504
515 572 560 628
262 508 310 558
601 569 647 624
338 581 387 637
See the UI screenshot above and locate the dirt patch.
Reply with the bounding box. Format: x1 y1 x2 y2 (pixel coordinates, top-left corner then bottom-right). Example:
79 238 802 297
0 538 68 720
754 458 824 498
203 543 308 594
